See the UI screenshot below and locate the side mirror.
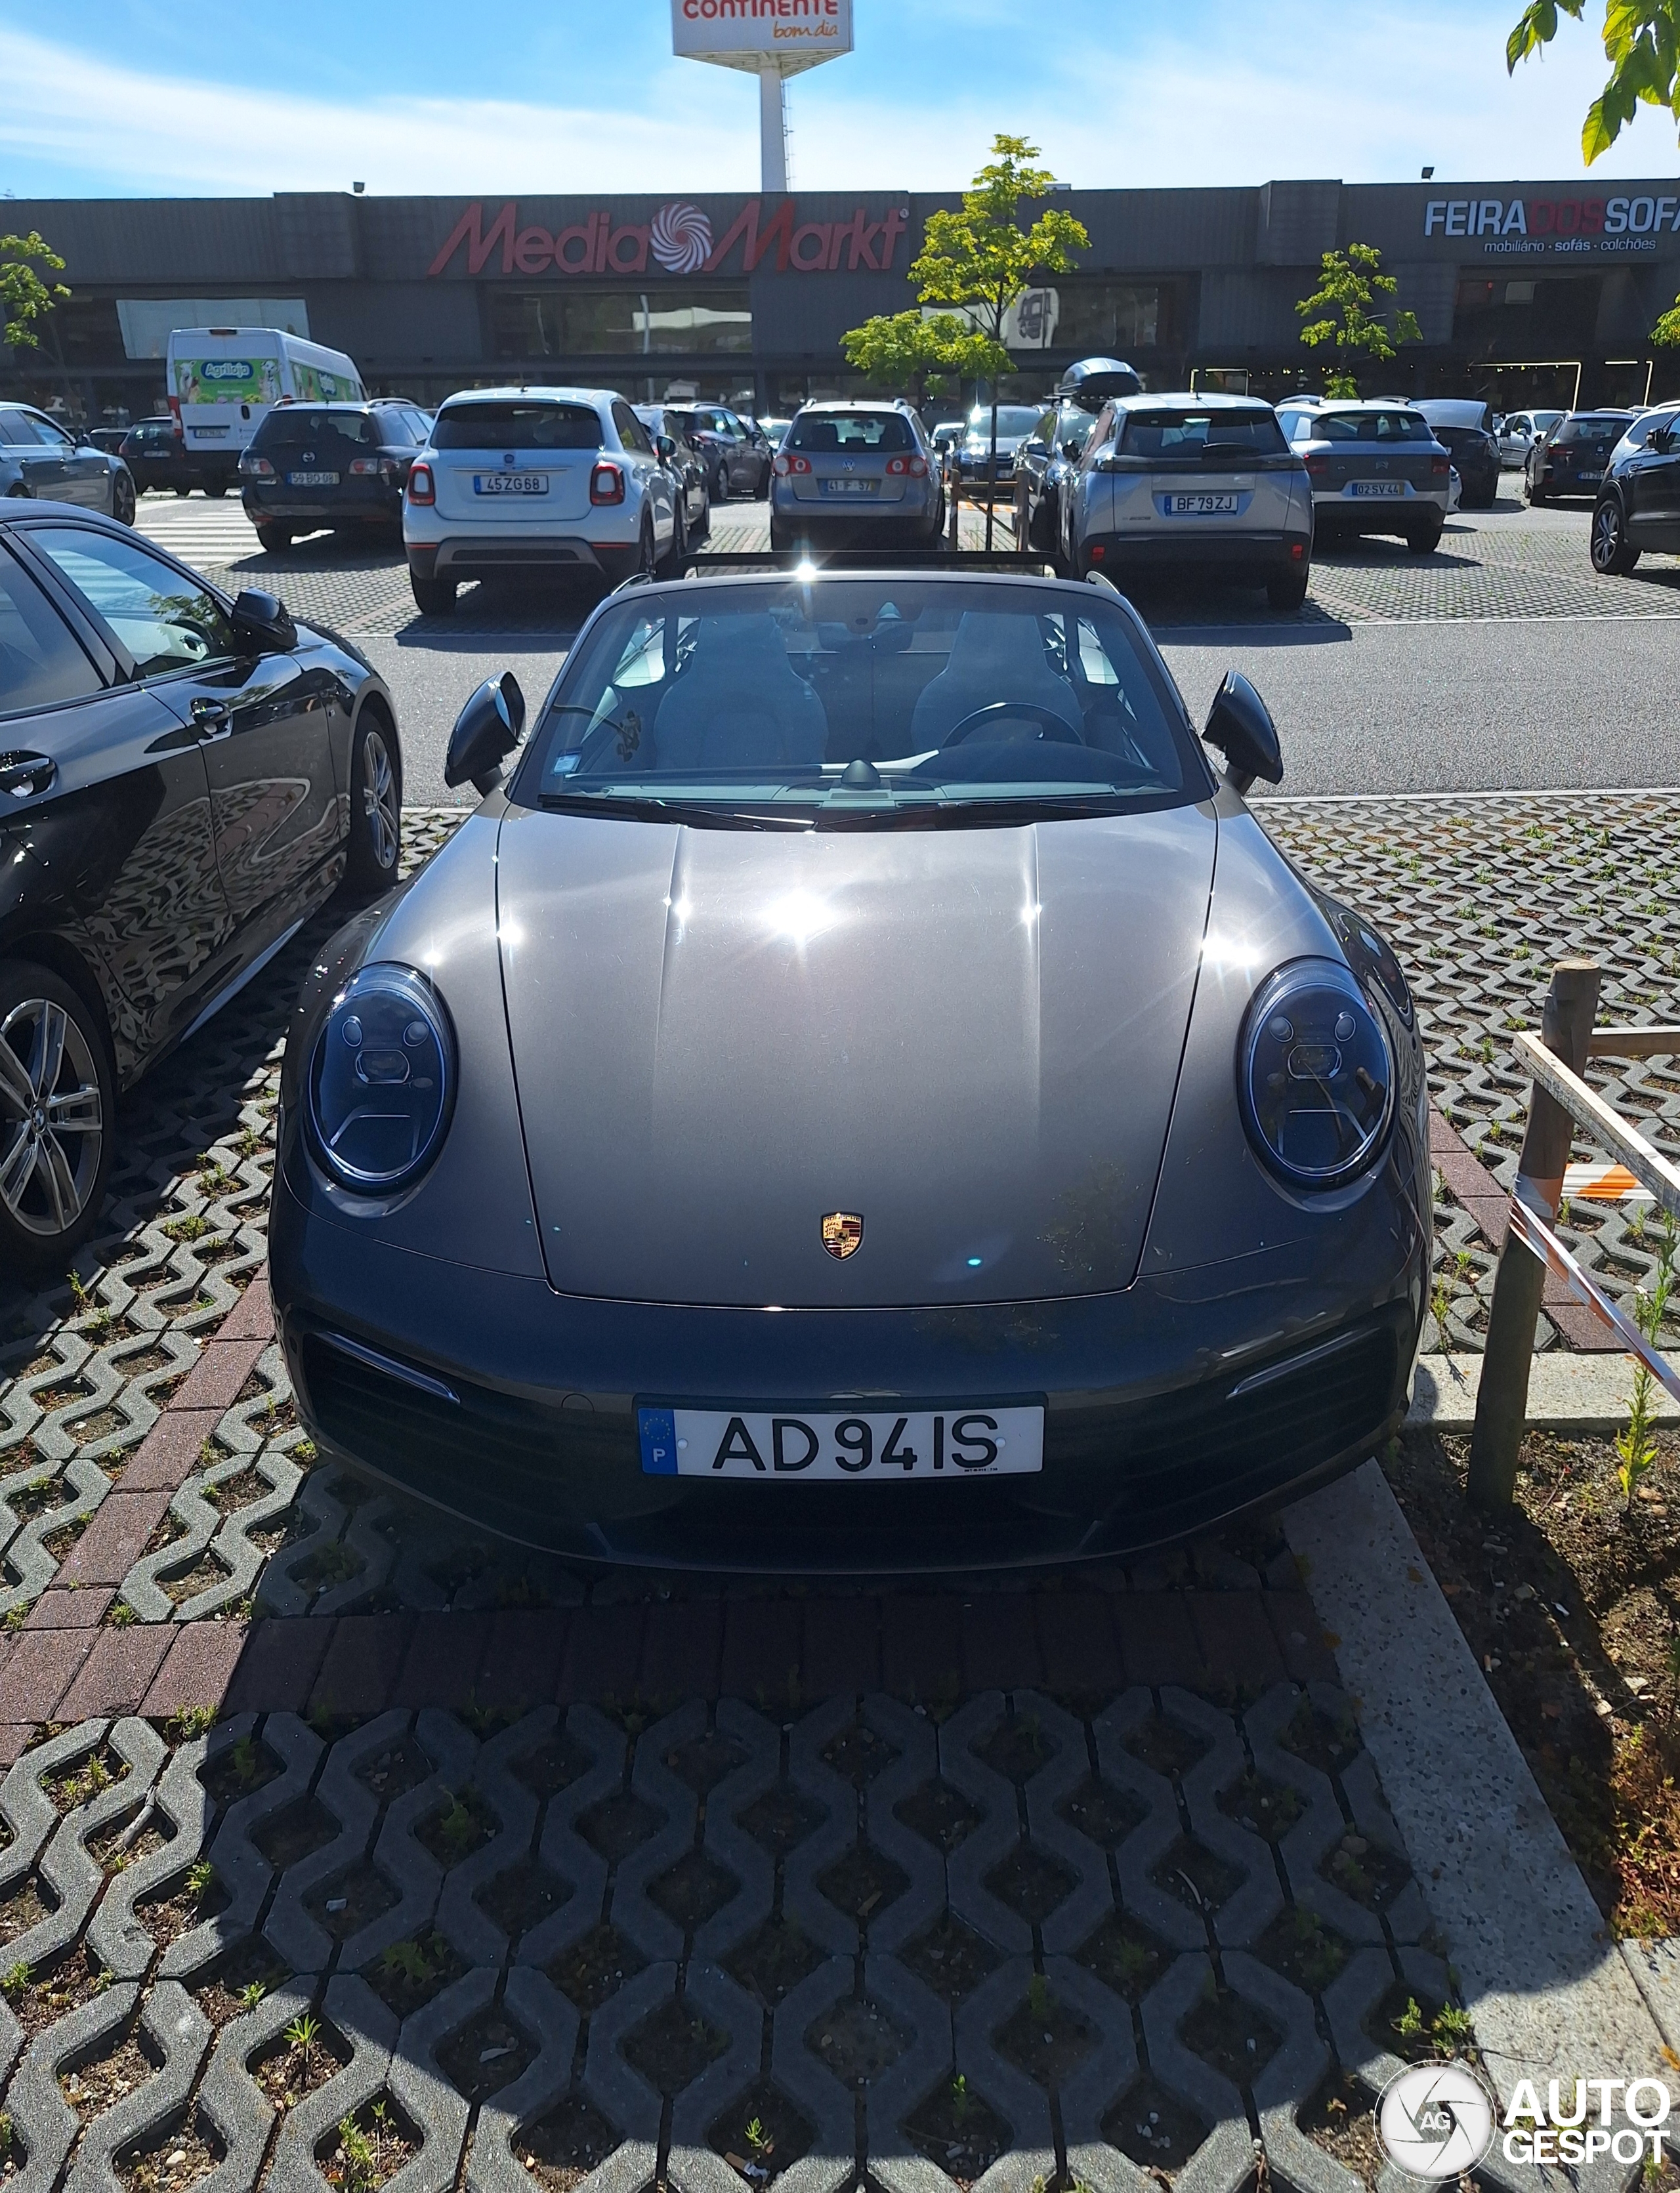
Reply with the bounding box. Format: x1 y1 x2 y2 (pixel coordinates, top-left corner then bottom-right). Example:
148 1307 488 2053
656 434 677 463
1203 670 1282 796
445 669 526 797
230 589 297 654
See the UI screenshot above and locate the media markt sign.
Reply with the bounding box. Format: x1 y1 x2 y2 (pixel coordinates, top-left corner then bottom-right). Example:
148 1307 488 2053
671 0 852 68
426 198 907 279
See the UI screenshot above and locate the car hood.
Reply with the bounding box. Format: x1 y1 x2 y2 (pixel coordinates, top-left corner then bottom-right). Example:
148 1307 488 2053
495 802 1216 1307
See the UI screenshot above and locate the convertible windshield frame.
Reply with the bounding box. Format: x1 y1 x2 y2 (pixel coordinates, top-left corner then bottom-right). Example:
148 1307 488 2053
509 575 1215 828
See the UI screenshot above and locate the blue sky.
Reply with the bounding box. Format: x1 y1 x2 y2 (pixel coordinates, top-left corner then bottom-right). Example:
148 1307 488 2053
2 0 1679 200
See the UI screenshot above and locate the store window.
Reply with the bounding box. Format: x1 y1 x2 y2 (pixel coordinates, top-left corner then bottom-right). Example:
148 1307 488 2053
1053 283 1171 353
1453 273 1603 352
489 288 753 360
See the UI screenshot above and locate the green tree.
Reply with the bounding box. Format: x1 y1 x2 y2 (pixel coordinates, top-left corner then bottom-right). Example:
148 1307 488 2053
839 308 999 411
0 232 69 352
1296 243 1422 398
843 134 1087 547
1654 297 1680 343
1506 1 1680 162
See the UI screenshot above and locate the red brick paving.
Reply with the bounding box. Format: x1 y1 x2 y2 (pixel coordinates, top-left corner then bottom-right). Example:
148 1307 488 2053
959 1597 1041 1695
1037 1593 1123 1696
222 1617 335 1715
719 1600 802 1707
1186 1592 1285 1691
392 1614 494 1711
477 1609 568 1713
803 1597 880 1698
640 1600 722 1704
170 1336 268 1415
24 1588 114 1630
119 1409 225 1494
310 1614 412 1719
1109 1593 1207 1690
558 1605 646 1707
58 1625 174 1723
54 1489 178 1589
141 1622 251 1717
0 1629 94 1722
881 1596 963 1703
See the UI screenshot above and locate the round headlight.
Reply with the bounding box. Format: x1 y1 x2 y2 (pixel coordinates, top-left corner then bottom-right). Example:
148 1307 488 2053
306 963 455 1194
1238 959 1394 1191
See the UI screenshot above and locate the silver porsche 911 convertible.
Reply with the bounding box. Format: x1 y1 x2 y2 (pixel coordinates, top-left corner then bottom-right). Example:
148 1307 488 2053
270 568 1429 1572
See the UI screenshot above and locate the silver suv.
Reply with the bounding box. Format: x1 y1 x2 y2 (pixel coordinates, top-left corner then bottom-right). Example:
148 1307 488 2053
1276 399 1450 552
769 401 942 551
1059 393 1312 609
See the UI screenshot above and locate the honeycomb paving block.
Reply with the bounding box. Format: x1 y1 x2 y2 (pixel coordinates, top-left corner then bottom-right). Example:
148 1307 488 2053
166 1709 323 1980
1224 1949 1358 2193
187 1445 305 1619
519 1703 624 1971
87 1721 219 1978
5 1980 140 2193
433 1709 541 1967
0 1719 110 1902
194 1982 316 2193
780 1696 860 1959
463 1967 579 2193
23 1718 166 1974
766 1957 855 2193
255 1468 349 1619
1161 1689 1280 1952
264 1973 398 2193
610 1702 702 1965
1337 1750 1431 1945
940 1694 1032 1957
386 1966 497 2193
312 1490 398 1619
1240 1684 1380 1948
862 1952 959 2193
859 1694 942 1958
1137 1953 1261 2193
1091 1692 1206 1955
1047 1953 1143 2169
266 1709 402 1973
345 1705 478 1973
579 1959 671 2145
951 1958 1055 2190
692 1698 778 1966
62 1980 212 2193
667 1958 765 2187
1015 1691 1117 1958
1321 1945 1400 2095
117 1477 221 1623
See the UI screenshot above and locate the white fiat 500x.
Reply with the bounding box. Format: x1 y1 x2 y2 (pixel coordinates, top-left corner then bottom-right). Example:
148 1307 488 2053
402 386 677 615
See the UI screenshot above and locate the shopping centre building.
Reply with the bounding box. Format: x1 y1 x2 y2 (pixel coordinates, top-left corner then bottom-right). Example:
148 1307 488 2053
6 174 1680 427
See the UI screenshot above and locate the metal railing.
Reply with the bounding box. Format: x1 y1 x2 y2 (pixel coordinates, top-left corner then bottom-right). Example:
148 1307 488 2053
1467 956 1680 1507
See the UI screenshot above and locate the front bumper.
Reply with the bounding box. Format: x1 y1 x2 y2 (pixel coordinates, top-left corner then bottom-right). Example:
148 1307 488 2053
271 1158 1424 1573
1083 528 1311 575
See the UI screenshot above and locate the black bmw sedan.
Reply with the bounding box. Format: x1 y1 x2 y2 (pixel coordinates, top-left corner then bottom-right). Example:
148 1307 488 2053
0 502 403 1274
239 400 433 553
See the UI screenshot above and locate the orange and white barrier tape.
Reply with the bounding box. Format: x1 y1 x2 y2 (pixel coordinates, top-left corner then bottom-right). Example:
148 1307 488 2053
1563 1161 1654 1205
1507 1182 1680 1406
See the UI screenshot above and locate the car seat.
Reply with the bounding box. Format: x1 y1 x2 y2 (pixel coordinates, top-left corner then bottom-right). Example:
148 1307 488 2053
909 612 1080 751
652 616 829 772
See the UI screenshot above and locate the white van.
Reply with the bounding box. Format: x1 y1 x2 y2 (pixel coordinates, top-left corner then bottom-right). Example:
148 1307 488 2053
166 327 366 490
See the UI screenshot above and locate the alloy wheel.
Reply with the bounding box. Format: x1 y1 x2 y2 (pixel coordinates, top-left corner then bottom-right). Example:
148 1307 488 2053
361 727 401 873
1591 501 1623 573
0 997 104 1238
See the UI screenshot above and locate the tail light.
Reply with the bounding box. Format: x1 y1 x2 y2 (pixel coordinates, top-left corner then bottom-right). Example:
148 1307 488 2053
407 462 436 506
591 461 625 505
885 455 930 476
239 453 275 477
1304 454 1329 478
774 453 812 476
1431 453 1450 477
350 456 397 479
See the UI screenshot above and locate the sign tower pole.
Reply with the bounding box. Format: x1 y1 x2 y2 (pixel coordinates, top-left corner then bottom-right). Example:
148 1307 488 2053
671 2 854 194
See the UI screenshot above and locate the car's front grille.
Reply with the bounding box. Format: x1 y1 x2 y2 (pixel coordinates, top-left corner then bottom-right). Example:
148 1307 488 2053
295 1307 1404 1571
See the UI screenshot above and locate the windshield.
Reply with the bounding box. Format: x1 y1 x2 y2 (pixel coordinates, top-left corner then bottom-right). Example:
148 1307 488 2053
251 407 380 451
516 580 1207 827
1121 408 1288 456
967 407 1042 438
1419 402 1490 430
433 401 602 450
1555 414 1633 445
1314 410 1432 442
788 412 914 453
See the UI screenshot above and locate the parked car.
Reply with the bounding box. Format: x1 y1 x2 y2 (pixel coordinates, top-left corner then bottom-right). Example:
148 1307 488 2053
240 400 433 553
1525 410 1637 504
118 417 217 498
1276 399 1450 552
634 406 712 554
753 417 793 448
1497 409 1563 466
87 428 131 457
768 400 942 551
1060 393 1313 608
402 387 679 616
950 406 1047 498
0 500 402 1272
1414 400 1501 509
269 566 1428 1570
1013 397 1104 554
1587 402 1680 574
0 406 136 526
665 404 770 503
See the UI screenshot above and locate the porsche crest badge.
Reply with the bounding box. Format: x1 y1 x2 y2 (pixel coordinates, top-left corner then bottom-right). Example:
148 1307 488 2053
821 1211 864 1260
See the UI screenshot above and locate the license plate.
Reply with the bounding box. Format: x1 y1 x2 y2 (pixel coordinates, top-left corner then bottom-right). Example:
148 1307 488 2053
1349 481 1404 497
474 472 549 495
287 470 338 487
638 1404 1044 1480
1165 492 1239 515
821 478 879 496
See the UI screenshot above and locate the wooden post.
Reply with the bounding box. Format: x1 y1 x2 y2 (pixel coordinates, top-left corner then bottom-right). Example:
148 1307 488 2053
1466 957 1601 1510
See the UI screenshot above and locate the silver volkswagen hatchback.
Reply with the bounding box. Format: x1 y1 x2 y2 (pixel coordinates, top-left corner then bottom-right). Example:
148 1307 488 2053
1276 399 1451 552
1059 394 1313 609
769 401 943 550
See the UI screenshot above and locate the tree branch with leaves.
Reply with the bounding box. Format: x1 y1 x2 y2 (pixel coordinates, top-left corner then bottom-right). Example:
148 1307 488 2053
1297 243 1421 398
1 232 70 352
1507 0 1680 161
843 134 1087 547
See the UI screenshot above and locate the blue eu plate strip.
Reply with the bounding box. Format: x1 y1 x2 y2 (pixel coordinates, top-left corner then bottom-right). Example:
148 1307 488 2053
639 1407 678 1476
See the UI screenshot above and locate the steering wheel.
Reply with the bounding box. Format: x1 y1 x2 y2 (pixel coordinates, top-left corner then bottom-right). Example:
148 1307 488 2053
942 701 1085 747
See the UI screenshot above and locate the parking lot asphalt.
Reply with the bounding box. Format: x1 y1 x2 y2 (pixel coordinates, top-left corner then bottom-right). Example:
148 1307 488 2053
138 485 1680 804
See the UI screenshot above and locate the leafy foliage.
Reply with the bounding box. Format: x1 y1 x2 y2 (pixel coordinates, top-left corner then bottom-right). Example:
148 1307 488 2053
1507 0 1680 162
0 232 68 351
1296 243 1422 396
